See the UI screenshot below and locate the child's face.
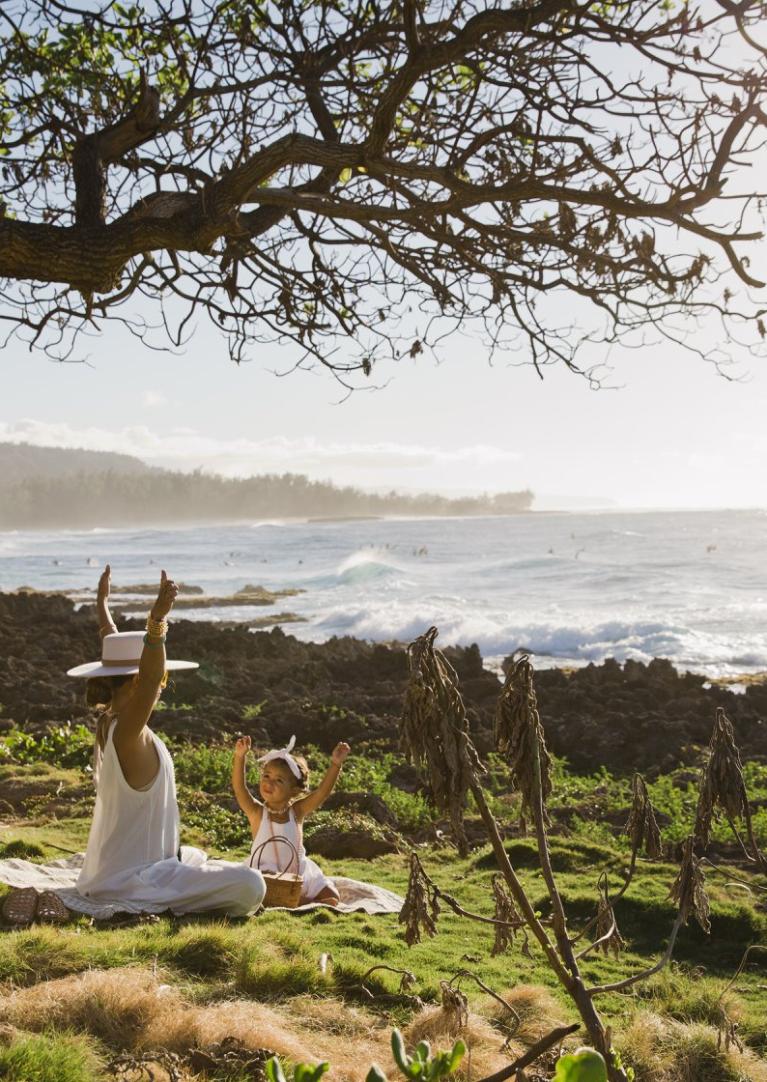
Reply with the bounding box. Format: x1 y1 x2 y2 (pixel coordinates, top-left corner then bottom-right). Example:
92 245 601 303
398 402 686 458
259 759 299 805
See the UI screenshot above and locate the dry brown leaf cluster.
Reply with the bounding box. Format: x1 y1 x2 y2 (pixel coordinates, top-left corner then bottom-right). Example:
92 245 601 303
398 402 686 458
402 627 482 855
594 875 626 958
669 837 711 934
624 773 663 860
494 653 552 824
694 707 751 848
399 850 439 946
438 981 469 1033
490 873 527 958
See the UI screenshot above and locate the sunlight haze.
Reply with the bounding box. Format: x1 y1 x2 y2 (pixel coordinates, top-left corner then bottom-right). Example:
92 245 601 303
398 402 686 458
3 318 766 511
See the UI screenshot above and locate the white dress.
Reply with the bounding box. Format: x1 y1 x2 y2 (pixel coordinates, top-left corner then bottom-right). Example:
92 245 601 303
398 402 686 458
247 807 335 902
77 720 265 916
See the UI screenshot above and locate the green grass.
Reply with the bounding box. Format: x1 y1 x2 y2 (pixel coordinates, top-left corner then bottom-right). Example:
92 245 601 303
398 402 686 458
2 728 767 1077
0 1032 103 1082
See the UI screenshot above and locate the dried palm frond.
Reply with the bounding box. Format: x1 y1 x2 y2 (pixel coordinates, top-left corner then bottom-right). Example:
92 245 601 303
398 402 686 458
670 836 711 933
624 773 663 859
402 627 482 855
695 708 750 849
399 851 440 946
594 874 625 957
495 653 552 824
491 873 525 957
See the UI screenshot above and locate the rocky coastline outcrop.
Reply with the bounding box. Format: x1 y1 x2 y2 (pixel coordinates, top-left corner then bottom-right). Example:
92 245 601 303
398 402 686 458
1 591 765 775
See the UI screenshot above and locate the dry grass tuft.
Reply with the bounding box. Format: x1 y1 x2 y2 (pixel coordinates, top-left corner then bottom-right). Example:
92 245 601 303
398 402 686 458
0 966 183 1048
158 997 392 1079
483 983 571 1046
620 1009 767 1082
142 996 315 1061
404 1005 510 1077
284 994 383 1038
0 967 396 1080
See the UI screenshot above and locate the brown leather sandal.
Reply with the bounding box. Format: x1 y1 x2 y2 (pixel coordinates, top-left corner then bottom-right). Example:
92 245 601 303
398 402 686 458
1 887 39 926
36 890 69 923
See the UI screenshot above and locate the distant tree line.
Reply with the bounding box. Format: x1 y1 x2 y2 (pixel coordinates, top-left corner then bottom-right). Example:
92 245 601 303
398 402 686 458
0 466 533 529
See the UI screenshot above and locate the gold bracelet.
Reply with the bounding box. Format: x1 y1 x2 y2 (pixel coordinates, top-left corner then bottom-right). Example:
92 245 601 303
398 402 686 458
146 615 169 638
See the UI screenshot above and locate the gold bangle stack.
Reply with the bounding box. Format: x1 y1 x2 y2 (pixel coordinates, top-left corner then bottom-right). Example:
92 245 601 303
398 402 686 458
146 615 169 641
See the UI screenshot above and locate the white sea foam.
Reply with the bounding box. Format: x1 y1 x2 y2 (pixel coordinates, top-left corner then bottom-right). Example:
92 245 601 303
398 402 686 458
5 510 767 678
249 519 307 528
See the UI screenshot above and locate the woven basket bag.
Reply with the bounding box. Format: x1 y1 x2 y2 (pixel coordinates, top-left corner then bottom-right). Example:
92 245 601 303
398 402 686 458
249 835 303 908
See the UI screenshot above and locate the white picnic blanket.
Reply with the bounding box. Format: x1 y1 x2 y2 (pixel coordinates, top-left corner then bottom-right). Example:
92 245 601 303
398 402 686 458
0 853 403 919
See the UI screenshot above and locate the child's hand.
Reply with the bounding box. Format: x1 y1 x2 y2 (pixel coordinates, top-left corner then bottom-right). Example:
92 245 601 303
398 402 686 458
234 735 251 758
331 741 350 766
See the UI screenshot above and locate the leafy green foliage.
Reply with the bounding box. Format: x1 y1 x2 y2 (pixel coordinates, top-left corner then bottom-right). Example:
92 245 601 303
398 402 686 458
554 1047 608 1082
0 723 93 770
265 1030 465 1082
309 742 432 831
266 1057 330 1082
388 1029 465 1081
170 740 234 792
178 786 250 850
4 0 761 382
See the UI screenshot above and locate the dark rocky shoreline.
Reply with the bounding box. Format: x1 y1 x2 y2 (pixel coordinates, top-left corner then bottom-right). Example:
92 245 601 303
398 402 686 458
1 591 766 775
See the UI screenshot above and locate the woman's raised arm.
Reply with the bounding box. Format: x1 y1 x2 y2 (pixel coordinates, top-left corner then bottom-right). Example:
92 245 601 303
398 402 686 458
96 564 118 639
118 570 178 737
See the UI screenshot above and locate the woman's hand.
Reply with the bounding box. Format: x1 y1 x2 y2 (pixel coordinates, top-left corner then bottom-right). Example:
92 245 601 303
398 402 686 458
97 564 111 604
150 569 179 621
331 741 351 766
234 735 252 758
97 564 117 639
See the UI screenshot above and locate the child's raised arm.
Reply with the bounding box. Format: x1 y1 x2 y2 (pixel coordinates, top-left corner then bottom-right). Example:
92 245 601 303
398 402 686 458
294 742 350 821
231 736 262 833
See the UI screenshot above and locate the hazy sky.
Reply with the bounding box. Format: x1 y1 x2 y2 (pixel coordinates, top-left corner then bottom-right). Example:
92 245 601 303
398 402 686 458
3 308 765 511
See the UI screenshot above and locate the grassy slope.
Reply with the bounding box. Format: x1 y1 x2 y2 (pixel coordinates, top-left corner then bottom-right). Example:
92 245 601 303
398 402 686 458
1 734 766 1081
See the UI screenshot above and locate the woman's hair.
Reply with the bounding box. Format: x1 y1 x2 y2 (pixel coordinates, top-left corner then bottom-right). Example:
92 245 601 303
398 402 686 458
270 754 310 791
85 674 134 708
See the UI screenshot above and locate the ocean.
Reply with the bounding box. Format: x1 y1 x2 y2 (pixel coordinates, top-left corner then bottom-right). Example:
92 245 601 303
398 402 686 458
1 509 765 679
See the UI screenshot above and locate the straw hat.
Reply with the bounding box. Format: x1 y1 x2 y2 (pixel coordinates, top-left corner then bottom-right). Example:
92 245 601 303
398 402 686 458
67 631 199 679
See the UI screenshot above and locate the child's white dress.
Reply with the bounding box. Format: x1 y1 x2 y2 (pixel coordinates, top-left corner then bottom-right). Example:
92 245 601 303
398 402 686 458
247 807 335 901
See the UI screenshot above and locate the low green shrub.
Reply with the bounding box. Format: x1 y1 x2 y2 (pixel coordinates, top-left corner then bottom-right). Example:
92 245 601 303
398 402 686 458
0 724 93 770
178 786 250 850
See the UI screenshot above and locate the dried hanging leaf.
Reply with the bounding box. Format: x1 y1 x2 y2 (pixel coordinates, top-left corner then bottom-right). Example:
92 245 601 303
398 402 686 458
495 654 552 823
399 851 439 946
594 874 625 957
491 873 522 957
694 708 750 848
439 980 469 1031
402 627 482 856
624 773 663 859
670 836 711 933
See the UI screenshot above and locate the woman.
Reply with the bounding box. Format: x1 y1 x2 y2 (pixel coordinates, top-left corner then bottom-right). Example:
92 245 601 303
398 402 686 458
67 565 265 916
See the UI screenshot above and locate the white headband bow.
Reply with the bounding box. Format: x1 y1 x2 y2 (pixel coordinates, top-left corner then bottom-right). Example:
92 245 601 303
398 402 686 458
257 735 303 781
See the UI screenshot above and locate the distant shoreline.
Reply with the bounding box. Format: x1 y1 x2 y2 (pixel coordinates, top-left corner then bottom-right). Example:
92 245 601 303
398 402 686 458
0 510 541 534
2 506 765 535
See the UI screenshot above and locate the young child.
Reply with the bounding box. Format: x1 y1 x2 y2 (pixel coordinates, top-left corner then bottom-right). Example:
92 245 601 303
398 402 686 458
232 734 350 906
